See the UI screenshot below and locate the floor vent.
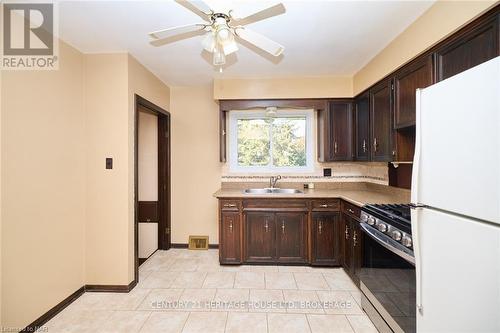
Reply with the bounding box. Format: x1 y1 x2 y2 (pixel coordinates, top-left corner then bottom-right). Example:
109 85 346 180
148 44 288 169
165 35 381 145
188 236 209 250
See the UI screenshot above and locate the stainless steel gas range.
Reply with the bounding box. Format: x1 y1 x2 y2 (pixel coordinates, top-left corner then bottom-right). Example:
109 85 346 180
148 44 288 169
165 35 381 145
359 204 416 333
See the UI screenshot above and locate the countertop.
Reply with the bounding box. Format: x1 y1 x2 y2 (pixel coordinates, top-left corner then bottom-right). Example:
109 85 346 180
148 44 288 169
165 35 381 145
213 186 410 207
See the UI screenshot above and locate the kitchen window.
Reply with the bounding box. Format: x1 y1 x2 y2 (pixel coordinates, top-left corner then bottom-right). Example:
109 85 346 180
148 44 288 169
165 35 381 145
228 109 314 173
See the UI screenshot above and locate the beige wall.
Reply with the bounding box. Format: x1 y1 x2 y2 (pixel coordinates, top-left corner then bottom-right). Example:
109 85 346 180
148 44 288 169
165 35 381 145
85 54 170 285
213 76 352 100
353 0 498 95
84 53 131 285
1 45 170 327
170 85 221 244
127 54 170 279
1 41 86 328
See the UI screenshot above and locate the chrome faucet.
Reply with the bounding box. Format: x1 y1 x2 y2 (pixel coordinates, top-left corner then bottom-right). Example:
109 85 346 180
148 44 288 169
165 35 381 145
269 175 282 189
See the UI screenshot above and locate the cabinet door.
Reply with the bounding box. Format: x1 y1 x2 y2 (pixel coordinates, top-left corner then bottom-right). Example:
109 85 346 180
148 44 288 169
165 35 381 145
342 215 352 272
245 212 275 263
311 212 341 266
329 101 353 161
436 15 499 81
354 92 370 161
394 55 434 128
351 220 363 285
220 212 241 264
275 212 307 263
370 80 394 161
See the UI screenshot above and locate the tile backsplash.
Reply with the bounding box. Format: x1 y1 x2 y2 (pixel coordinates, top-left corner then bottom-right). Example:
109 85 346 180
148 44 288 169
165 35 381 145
221 162 389 185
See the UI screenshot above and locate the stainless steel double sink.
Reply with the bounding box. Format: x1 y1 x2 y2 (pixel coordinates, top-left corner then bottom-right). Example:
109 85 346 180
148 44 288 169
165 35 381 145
244 188 303 194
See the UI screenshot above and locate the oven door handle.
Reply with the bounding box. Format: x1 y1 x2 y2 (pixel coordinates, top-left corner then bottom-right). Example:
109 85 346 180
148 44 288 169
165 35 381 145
359 223 415 265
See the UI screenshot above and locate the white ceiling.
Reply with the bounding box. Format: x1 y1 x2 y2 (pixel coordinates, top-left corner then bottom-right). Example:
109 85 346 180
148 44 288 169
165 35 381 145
59 0 435 86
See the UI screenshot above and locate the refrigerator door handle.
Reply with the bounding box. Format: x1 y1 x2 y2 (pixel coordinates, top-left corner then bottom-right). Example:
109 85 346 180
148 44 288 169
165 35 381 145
411 204 424 315
412 89 424 315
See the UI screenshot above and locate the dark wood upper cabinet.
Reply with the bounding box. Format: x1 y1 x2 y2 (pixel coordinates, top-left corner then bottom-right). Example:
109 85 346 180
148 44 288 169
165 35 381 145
354 92 370 161
220 211 241 264
370 80 394 162
275 212 307 263
328 101 354 161
311 212 341 266
244 212 275 263
393 55 434 129
436 14 499 82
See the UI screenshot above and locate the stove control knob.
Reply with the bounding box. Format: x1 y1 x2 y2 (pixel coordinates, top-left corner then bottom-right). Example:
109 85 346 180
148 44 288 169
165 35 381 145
360 214 368 222
402 235 412 248
391 230 402 241
367 217 376 225
377 223 387 233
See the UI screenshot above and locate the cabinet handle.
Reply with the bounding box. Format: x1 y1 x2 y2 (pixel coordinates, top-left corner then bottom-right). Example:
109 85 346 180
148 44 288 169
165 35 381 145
353 231 358 247
281 220 285 234
345 226 350 240
373 138 378 152
347 208 355 214
223 203 237 208
229 220 233 233
334 141 338 154
265 220 269 232
319 204 329 208
318 221 323 234
362 140 367 153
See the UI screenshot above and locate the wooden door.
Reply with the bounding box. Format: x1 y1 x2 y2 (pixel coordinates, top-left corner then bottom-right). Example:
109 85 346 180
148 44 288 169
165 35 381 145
275 212 307 263
370 80 394 161
342 215 352 272
311 212 341 266
220 212 241 264
329 101 353 161
354 92 370 161
245 212 275 262
351 220 363 285
436 15 499 81
394 55 434 128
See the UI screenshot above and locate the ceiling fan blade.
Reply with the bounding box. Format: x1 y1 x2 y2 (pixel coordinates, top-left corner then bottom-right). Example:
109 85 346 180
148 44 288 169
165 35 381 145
231 3 285 26
149 23 206 40
174 0 213 21
235 27 284 57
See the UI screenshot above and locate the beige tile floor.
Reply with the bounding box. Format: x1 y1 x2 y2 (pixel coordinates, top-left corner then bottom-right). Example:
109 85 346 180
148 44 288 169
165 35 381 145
41 249 378 333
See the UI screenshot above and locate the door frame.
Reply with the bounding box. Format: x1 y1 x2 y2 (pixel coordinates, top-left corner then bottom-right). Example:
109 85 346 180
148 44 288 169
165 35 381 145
134 94 171 282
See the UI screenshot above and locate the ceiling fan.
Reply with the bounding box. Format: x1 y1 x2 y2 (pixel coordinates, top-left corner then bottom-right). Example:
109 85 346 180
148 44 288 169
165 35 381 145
148 0 286 70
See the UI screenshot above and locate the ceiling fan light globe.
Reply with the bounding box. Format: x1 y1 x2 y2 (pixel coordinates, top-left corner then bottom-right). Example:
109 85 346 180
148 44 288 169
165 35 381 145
202 32 216 52
213 45 226 66
222 40 238 55
216 26 231 43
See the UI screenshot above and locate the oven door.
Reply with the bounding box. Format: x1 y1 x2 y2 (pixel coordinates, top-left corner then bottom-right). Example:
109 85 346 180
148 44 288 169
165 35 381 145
358 222 416 333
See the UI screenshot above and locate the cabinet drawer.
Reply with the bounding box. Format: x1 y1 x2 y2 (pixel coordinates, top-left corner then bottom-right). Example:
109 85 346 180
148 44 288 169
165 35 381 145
342 201 361 220
311 199 340 211
243 199 308 211
220 200 241 211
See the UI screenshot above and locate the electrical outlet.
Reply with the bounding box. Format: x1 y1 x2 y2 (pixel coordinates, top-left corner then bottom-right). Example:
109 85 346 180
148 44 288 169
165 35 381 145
323 168 332 177
106 158 113 169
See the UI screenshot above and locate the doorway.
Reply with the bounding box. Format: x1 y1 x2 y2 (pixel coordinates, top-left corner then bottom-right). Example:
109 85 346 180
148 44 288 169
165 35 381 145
134 95 171 281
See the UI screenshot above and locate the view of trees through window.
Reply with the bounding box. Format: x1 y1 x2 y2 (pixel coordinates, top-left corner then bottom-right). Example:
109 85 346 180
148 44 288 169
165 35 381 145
237 116 306 168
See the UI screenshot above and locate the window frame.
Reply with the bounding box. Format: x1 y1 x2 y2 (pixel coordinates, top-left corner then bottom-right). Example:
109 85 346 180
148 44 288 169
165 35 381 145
228 109 314 173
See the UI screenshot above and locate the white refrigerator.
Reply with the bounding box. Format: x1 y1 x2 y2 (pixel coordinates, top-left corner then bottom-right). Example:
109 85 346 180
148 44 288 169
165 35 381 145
411 56 500 332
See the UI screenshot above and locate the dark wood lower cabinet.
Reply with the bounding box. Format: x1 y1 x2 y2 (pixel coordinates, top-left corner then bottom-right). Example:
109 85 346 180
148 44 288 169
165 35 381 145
311 212 341 266
275 212 307 263
342 214 363 285
244 211 307 264
220 211 241 264
218 198 359 271
245 212 275 263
